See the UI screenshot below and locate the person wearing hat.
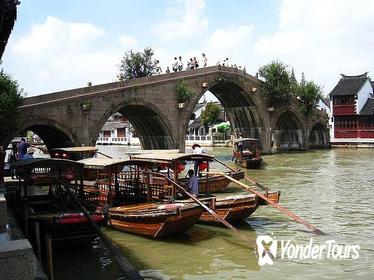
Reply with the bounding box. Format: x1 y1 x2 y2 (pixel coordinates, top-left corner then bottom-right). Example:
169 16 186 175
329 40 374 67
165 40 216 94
22 147 35 160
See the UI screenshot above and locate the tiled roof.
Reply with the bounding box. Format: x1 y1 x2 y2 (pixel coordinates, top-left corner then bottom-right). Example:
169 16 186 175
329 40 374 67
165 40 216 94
101 121 129 131
360 98 374 115
330 73 369 97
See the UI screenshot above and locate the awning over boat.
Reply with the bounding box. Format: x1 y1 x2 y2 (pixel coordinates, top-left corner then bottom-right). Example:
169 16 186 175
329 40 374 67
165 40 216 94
131 153 214 163
78 158 129 169
14 158 84 170
51 146 98 153
233 138 259 144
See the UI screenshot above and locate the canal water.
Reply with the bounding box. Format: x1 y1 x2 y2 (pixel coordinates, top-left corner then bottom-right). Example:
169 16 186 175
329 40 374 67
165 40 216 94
54 147 374 279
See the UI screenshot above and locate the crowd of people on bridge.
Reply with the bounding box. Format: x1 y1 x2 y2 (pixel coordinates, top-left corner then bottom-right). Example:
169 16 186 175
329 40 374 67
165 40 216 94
123 52 247 80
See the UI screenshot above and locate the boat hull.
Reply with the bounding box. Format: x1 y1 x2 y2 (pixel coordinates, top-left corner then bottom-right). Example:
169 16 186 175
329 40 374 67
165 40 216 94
234 158 263 169
108 203 203 238
197 194 259 224
198 170 245 193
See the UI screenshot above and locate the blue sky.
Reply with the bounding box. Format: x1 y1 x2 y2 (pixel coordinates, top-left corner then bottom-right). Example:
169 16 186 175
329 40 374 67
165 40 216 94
2 0 374 97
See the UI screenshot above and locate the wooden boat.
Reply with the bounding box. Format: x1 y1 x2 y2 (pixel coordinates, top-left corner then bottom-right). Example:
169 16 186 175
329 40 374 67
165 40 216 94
232 138 263 169
50 146 98 161
181 190 280 224
12 158 105 239
193 194 259 224
78 158 204 238
131 153 245 193
109 202 203 238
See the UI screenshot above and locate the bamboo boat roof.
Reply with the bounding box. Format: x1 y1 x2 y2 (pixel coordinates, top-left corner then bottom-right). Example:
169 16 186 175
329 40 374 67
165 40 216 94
78 158 128 169
78 158 162 169
233 138 259 144
131 153 214 162
14 158 83 169
51 146 98 152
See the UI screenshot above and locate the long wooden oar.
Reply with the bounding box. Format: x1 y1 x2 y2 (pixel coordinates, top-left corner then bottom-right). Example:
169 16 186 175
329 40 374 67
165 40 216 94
97 151 113 159
213 158 268 191
151 172 253 244
60 180 144 280
204 171 324 235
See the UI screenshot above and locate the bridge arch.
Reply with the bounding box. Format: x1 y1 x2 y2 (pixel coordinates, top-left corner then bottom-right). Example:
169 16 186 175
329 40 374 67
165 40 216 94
309 122 329 148
272 110 305 151
15 118 78 149
97 99 176 149
183 77 266 148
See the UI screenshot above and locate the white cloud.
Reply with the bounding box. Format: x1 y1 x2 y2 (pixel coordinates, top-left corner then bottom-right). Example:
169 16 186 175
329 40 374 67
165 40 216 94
254 0 374 94
153 0 208 41
118 35 138 49
8 17 125 95
203 25 254 65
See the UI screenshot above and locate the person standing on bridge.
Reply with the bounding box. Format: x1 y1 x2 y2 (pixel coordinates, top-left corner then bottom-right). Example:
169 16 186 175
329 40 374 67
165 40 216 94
172 57 178 72
202 53 207 67
177 56 184 72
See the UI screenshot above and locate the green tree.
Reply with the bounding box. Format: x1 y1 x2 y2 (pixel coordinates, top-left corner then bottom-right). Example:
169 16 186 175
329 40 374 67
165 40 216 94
296 81 322 116
258 61 293 107
176 80 194 103
118 47 155 80
201 102 221 128
0 68 23 145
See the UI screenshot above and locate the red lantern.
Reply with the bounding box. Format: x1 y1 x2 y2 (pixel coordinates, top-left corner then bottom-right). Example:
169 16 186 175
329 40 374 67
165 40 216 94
160 163 168 169
177 163 185 173
64 171 75 181
198 162 208 171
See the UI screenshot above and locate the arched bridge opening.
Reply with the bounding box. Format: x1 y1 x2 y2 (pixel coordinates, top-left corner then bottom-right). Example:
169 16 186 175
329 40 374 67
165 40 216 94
15 124 76 151
272 111 304 151
309 122 329 148
207 80 263 143
101 103 176 150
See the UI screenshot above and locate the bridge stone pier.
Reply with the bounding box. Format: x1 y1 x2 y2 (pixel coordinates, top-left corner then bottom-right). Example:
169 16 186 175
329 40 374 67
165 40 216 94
16 66 329 153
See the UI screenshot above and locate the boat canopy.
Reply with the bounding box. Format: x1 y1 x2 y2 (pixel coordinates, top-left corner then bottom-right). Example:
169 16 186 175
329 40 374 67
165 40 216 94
13 158 84 170
131 153 214 163
78 158 163 170
233 138 260 144
51 146 98 153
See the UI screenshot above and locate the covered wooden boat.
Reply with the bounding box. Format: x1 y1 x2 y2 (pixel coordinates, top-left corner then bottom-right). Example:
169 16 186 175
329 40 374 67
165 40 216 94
109 202 203 238
78 158 204 237
12 158 105 239
232 138 263 169
131 153 245 193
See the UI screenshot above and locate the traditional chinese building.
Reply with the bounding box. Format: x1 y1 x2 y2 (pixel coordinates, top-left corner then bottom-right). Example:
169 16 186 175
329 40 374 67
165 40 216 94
329 73 374 146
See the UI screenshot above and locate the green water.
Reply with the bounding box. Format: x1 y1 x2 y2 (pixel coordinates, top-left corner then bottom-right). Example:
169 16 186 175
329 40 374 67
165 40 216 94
54 148 374 279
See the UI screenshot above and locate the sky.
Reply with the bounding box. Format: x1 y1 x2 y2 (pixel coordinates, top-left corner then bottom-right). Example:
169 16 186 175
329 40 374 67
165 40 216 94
2 0 374 97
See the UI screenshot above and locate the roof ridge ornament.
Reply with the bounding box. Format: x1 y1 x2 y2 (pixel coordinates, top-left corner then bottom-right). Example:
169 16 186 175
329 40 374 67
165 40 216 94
340 72 368 79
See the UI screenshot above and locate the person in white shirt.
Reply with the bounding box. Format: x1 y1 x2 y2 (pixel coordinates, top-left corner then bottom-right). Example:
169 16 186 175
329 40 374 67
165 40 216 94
187 169 198 197
192 144 204 175
177 56 184 71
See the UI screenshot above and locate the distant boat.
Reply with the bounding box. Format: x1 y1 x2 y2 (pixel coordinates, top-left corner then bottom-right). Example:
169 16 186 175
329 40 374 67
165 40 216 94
232 138 263 169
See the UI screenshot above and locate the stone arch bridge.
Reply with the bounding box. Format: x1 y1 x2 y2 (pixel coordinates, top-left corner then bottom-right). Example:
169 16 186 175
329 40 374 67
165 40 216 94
15 66 329 153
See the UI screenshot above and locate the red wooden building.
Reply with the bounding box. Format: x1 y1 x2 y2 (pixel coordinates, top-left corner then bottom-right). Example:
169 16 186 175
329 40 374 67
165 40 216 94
330 73 374 145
